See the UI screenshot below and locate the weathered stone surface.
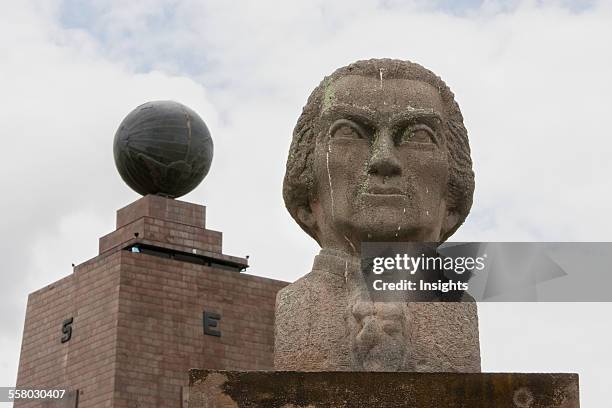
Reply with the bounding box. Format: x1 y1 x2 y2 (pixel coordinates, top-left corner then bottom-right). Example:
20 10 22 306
277 59 479 372
275 250 480 372
186 370 579 408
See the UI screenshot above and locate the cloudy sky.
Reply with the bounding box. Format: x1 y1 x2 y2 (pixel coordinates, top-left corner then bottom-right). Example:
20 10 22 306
1 0 611 406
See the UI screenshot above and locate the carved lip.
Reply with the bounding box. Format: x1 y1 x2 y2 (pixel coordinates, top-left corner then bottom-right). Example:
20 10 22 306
366 185 405 195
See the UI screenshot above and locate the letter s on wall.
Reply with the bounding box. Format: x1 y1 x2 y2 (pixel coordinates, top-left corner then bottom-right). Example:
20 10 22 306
61 317 73 343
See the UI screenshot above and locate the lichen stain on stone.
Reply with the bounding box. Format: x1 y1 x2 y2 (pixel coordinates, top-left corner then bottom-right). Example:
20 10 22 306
322 80 335 111
343 235 357 255
192 372 238 408
325 136 335 221
188 371 579 408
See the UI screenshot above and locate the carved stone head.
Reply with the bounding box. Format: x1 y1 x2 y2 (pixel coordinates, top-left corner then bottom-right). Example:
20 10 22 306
283 59 474 253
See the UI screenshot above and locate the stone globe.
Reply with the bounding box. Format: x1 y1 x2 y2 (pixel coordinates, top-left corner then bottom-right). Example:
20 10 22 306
113 101 213 198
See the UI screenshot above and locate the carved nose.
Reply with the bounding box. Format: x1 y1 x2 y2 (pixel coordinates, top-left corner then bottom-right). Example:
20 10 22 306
368 132 401 177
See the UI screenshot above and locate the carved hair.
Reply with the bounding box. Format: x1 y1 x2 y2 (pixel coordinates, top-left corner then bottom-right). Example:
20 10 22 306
283 59 474 242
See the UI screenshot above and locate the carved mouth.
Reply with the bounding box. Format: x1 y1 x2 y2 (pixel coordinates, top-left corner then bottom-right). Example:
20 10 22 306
366 185 405 196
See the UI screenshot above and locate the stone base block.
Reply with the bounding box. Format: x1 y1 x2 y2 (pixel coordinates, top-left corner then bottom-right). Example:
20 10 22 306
185 370 579 408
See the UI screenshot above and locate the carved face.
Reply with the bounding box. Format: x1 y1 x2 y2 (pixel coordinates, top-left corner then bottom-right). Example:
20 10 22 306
307 75 451 251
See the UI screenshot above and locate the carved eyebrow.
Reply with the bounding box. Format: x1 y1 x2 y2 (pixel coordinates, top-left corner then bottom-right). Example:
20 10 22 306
389 110 443 126
320 104 377 128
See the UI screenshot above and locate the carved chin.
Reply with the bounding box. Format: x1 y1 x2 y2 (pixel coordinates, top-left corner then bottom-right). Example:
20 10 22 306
342 209 439 236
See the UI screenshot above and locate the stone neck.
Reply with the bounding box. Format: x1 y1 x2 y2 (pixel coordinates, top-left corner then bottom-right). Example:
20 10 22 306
312 248 361 277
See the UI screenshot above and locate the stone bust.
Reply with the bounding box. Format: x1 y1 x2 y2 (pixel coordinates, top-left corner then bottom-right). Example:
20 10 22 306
275 59 480 372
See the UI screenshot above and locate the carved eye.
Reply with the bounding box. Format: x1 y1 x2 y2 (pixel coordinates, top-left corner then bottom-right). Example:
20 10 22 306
399 124 435 145
330 119 367 140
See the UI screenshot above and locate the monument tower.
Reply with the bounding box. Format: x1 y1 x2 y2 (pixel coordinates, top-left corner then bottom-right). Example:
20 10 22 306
15 101 287 407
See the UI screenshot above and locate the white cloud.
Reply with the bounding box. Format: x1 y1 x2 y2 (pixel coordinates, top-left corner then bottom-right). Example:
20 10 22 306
0 1 223 399
0 0 611 406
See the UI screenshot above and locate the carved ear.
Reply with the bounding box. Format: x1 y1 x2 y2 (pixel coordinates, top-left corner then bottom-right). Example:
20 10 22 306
440 210 461 241
295 200 323 246
296 204 318 235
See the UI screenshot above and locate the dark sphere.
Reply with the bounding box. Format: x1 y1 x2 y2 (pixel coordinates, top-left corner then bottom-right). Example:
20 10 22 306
113 101 213 198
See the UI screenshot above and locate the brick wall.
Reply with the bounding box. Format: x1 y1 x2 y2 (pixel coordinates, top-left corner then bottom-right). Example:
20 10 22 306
15 195 287 407
16 252 121 407
116 194 206 229
113 252 285 407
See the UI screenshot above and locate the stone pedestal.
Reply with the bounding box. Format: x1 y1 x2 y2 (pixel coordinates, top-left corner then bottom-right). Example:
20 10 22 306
185 370 579 408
